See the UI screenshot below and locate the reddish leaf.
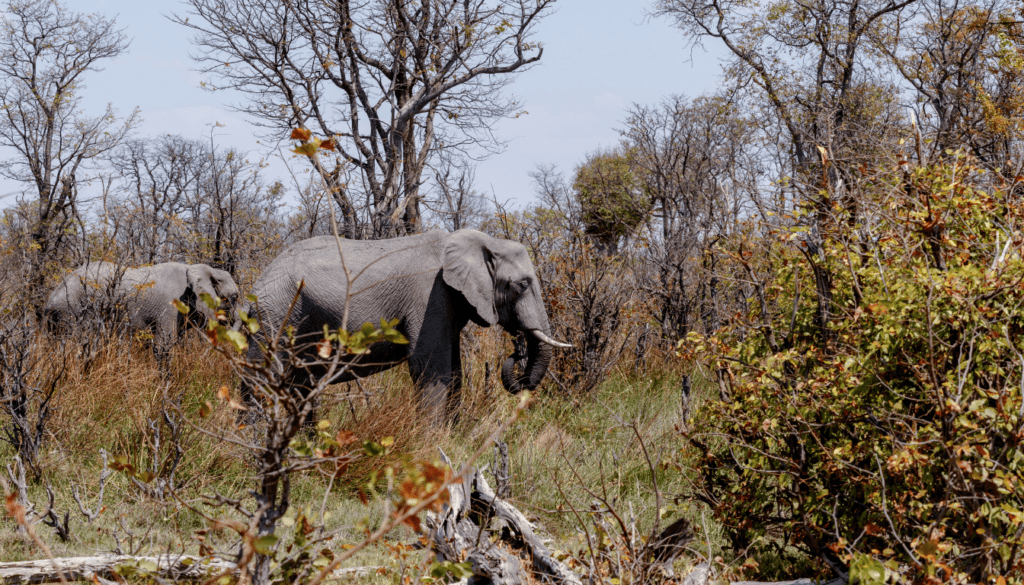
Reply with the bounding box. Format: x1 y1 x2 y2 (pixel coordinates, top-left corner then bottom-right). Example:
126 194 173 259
402 513 422 533
335 430 358 447
317 339 332 358
290 128 312 141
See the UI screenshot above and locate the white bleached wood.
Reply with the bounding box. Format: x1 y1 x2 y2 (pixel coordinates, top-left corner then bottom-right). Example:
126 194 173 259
0 555 381 584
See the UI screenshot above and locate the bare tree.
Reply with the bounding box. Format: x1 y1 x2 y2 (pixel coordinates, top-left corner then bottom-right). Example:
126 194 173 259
424 155 490 231
286 175 337 241
654 0 916 346
108 135 285 283
109 136 207 264
875 0 1024 172
172 0 553 238
184 144 284 281
0 0 137 311
623 94 757 341
653 0 917 170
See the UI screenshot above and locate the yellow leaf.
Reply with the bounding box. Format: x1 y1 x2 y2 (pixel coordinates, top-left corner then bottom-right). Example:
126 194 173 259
291 143 317 157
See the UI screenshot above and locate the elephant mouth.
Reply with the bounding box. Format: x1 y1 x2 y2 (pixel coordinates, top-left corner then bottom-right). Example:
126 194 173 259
500 328 571 394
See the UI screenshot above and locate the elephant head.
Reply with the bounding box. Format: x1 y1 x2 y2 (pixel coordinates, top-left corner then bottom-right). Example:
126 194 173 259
442 230 571 394
184 264 241 327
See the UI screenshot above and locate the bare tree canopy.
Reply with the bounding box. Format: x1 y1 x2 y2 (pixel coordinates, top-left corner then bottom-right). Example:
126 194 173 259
875 0 1024 168
652 0 918 169
106 134 284 282
0 0 137 310
172 0 554 238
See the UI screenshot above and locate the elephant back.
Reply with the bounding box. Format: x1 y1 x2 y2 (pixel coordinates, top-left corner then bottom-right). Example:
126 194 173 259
247 232 448 335
43 261 122 331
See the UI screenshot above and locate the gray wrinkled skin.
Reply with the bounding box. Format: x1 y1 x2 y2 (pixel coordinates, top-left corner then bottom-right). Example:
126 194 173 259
44 261 240 346
244 229 556 422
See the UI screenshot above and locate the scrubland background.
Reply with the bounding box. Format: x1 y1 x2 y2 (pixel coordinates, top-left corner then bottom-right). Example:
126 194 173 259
3 0 1024 583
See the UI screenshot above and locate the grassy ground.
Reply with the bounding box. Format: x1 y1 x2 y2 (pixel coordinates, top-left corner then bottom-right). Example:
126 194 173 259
0 326 722 582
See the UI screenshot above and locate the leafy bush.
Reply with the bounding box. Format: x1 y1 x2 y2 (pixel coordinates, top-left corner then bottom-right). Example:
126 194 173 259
573 149 651 254
680 155 1024 583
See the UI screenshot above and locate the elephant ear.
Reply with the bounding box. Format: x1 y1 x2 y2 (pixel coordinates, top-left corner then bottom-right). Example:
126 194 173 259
442 230 498 326
209 268 239 299
185 265 218 314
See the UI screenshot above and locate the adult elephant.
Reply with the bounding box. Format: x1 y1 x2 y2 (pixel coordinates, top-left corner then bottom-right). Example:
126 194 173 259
243 229 570 422
44 261 241 346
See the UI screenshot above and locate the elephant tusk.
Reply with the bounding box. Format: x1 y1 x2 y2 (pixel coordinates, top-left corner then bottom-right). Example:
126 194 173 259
529 329 573 349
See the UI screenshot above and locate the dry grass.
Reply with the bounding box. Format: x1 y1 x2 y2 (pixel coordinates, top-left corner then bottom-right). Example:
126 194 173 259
0 322 712 578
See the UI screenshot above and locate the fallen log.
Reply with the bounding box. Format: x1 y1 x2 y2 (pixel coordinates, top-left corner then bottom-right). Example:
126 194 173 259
680 562 846 585
732 580 845 585
428 449 580 585
0 554 382 584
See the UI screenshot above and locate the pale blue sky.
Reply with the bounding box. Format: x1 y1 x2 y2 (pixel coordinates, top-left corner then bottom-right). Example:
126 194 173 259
26 0 722 210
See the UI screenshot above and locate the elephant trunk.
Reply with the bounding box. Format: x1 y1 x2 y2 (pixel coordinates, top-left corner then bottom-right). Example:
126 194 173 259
229 310 243 333
501 327 553 394
196 301 218 328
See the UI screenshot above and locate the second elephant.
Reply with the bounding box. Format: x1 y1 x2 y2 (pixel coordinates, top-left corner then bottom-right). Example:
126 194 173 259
44 261 241 346
243 229 570 421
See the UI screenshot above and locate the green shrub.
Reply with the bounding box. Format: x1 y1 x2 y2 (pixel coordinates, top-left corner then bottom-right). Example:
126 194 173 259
681 155 1024 583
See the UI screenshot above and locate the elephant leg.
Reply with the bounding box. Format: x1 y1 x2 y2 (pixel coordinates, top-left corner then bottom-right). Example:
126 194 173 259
152 327 173 371
409 344 457 425
238 344 267 425
298 365 333 430
245 349 320 430
448 334 463 423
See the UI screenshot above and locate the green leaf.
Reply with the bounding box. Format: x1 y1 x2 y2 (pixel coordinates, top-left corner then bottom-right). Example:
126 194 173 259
849 553 885 585
216 327 249 352
253 534 279 555
291 143 317 157
172 299 190 315
198 292 219 311
385 329 409 345
916 540 939 557
238 309 259 334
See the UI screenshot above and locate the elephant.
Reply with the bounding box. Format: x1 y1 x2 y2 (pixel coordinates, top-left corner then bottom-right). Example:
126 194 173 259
44 261 241 347
242 229 571 422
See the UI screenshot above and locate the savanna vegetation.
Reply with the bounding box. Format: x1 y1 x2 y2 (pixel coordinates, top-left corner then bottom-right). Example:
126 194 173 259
1 0 1023 583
